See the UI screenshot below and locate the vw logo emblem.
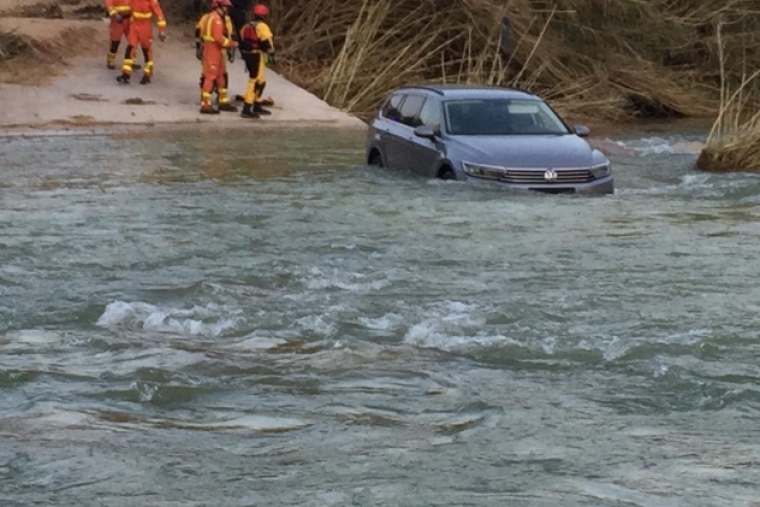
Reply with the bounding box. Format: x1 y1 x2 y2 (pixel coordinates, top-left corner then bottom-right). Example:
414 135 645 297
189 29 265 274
544 169 558 182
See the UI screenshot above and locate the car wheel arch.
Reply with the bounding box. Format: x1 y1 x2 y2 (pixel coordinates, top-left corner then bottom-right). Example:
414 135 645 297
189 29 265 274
367 148 384 166
436 162 456 180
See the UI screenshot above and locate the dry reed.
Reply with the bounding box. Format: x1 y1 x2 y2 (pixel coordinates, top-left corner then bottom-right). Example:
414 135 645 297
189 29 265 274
696 21 760 172
0 31 34 61
152 0 760 122
273 0 760 121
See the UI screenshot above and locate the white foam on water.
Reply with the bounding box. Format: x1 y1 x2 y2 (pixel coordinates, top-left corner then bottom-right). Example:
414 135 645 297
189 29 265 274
61 347 208 378
133 381 157 403
541 336 557 355
224 333 289 351
2 329 66 350
403 322 514 352
329 242 356 250
571 328 712 366
680 173 712 186
148 415 311 432
3 405 113 434
602 336 630 362
622 426 672 438
652 355 671 377
296 315 337 337
96 300 241 337
615 184 682 196
359 313 404 331
401 300 510 352
567 478 687 507
617 136 706 156
35 409 93 428
445 301 479 313
660 328 712 345
616 171 719 197
0 264 32 276
303 267 391 292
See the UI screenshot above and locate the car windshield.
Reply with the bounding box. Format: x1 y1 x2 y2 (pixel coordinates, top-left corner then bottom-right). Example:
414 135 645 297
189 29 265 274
444 98 570 136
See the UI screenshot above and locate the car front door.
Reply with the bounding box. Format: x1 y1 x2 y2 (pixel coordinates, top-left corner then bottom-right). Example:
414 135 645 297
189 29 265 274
407 97 445 178
391 93 426 172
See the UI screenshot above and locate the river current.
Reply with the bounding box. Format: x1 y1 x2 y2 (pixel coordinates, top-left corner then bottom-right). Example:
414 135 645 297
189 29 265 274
2 127 760 507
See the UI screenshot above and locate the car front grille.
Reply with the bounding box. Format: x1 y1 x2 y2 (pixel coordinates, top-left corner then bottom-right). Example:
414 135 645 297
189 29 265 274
501 169 595 185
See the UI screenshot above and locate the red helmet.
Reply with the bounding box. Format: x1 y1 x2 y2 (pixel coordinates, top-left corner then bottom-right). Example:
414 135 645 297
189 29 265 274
212 0 232 7
253 4 269 17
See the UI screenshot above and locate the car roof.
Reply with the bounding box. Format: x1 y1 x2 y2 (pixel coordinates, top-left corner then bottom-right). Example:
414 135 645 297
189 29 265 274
394 84 539 101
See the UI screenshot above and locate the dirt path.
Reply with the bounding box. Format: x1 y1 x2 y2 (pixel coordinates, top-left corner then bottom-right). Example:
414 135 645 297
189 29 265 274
0 13 366 134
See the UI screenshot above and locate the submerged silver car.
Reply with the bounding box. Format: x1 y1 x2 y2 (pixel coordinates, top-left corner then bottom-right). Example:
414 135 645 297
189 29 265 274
365 84 613 194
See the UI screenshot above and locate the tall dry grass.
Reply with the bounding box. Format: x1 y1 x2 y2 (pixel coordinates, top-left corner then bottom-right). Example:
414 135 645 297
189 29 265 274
267 0 760 121
696 21 760 172
167 0 760 122
0 31 34 61
0 25 103 85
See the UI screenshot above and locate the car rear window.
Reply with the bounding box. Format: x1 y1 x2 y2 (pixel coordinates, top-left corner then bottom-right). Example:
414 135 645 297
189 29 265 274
381 93 405 121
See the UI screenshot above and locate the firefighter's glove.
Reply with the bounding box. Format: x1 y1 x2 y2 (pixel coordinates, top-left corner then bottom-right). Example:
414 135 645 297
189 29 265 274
114 13 124 22
159 32 167 42
195 44 203 61
227 49 235 63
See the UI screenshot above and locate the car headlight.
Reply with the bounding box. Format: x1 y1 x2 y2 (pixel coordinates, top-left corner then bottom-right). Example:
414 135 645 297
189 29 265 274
462 162 508 180
590 162 611 178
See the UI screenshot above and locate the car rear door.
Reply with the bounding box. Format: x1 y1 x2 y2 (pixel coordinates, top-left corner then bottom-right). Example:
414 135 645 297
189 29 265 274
374 92 407 169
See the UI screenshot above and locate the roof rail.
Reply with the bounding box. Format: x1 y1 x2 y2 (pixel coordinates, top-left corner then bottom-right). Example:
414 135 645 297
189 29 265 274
397 85 445 95
508 86 537 96
397 83 537 97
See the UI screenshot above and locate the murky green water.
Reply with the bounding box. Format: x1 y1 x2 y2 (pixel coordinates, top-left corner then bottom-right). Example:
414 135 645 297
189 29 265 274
2 127 760 507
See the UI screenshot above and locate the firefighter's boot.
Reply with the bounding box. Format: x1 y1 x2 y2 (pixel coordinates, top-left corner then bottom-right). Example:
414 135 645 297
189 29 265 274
253 103 271 116
240 104 260 119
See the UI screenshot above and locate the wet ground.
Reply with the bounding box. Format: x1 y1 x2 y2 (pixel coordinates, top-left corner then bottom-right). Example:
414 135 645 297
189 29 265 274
2 127 760 507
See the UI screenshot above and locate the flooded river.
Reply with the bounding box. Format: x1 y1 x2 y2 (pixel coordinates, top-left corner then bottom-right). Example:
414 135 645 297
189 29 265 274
2 127 760 507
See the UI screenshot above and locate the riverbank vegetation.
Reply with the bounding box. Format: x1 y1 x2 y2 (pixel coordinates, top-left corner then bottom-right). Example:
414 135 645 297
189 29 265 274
695 22 760 172
0 31 33 61
160 0 760 123
0 24 99 84
257 0 760 125
697 120 760 172
0 30 54 83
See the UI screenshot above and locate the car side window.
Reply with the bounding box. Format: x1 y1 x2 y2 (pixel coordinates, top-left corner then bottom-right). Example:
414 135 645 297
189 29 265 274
419 98 442 131
398 94 426 128
381 93 405 122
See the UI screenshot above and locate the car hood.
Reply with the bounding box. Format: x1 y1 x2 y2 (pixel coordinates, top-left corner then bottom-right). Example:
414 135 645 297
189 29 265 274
451 134 598 169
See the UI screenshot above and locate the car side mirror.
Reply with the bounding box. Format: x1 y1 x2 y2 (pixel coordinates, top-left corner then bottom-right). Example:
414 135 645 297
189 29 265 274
414 125 437 140
574 125 590 138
